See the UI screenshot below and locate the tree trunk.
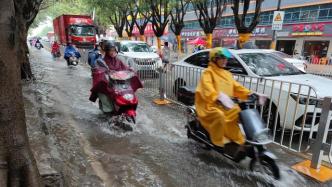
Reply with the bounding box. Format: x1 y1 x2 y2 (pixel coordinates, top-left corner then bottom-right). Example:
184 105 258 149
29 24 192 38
206 33 213 49
20 27 33 80
157 37 162 51
0 1 41 186
238 33 251 49
139 35 145 42
176 35 182 54
270 41 276 50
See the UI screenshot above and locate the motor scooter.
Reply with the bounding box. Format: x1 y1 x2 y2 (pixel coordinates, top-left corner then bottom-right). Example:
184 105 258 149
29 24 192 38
183 87 280 179
66 52 79 66
90 60 140 130
35 42 43 50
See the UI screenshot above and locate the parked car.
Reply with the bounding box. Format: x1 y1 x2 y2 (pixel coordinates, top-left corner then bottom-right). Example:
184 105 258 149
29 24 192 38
263 50 307 72
150 46 158 53
171 49 332 132
116 40 162 75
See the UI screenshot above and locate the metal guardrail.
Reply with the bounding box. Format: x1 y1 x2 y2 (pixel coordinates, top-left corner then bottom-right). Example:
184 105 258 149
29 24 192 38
309 97 332 169
135 63 332 158
305 64 332 79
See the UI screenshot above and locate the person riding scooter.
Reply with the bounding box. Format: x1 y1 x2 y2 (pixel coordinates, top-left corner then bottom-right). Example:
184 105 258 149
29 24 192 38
89 40 143 114
64 42 81 66
195 47 266 158
34 39 43 49
88 42 103 69
103 41 128 71
51 41 61 58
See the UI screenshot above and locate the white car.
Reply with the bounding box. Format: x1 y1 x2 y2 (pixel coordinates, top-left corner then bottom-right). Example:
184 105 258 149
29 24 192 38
263 50 307 72
116 40 162 73
171 49 332 132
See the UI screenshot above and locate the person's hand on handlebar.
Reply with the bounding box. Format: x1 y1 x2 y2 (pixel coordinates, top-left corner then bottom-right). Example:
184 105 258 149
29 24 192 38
251 92 268 106
217 92 234 110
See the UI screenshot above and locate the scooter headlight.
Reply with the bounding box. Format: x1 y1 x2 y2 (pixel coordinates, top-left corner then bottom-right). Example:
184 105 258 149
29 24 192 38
123 94 134 101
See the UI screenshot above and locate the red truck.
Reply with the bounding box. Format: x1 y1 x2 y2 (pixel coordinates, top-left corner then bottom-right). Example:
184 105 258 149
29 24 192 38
53 14 96 48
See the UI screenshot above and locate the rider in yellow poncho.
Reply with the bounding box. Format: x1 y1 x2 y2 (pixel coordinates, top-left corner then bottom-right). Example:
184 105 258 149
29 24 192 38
195 47 251 147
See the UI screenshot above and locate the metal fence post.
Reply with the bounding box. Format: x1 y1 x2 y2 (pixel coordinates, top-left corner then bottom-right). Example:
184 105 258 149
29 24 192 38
311 97 332 169
153 66 170 105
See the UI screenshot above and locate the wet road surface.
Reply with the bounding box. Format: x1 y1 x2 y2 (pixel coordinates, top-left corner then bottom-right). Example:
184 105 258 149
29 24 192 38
23 47 322 186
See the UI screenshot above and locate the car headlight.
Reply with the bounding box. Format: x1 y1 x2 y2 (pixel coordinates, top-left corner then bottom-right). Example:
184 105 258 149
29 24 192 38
290 93 318 105
123 94 134 101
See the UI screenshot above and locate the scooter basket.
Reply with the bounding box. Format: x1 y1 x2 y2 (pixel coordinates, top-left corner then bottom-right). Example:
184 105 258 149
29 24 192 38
240 109 268 142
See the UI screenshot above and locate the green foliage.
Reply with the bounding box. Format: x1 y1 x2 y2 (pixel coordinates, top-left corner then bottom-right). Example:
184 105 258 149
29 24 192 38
38 25 53 36
30 0 91 29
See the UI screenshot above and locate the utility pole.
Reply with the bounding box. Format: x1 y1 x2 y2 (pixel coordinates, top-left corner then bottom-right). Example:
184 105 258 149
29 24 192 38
271 0 282 49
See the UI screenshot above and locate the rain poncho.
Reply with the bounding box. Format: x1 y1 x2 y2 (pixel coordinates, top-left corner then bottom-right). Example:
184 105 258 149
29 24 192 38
195 62 251 147
104 55 129 71
64 45 81 60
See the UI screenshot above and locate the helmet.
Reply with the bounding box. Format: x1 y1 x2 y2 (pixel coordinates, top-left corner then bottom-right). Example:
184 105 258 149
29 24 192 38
103 40 117 52
209 47 232 61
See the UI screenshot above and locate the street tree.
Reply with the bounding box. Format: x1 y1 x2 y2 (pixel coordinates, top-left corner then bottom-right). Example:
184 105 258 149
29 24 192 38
170 0 190 53
89 0 127 39
135 0 152 41
232 0 264 48
109 3 127 39
0 0 45 185
125 1 139 40
149 0 172 51
192 0 227 48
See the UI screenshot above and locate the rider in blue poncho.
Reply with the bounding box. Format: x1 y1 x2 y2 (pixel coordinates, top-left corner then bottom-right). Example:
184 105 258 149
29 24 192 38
64 42 81 65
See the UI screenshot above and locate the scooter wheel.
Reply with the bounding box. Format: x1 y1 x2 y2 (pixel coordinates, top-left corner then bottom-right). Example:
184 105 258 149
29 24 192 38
249 156 280 180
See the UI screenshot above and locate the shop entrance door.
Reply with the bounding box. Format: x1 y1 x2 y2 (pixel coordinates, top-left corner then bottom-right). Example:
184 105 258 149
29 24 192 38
303 40 329 58
276 40 296 55
303 40 330 64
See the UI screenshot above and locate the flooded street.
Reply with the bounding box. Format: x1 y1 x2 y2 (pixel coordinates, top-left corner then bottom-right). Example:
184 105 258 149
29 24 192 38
23 47 320 186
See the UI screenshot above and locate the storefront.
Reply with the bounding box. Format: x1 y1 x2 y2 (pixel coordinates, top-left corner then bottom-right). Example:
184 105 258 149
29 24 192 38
181 30 205 53
276 40 296 55
215 26 273 48
277 22 332 62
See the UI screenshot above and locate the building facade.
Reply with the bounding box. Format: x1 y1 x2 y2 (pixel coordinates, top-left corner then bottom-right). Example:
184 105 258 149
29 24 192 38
181 0 332 61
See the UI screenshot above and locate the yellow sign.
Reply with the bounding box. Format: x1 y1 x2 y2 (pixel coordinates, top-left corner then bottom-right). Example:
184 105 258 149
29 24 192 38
291 32 323 36
274 13 282 21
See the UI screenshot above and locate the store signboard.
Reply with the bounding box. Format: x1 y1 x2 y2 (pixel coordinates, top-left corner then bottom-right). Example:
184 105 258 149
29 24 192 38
181 31 204 37
221 27 271 37
272 11 285 30
291 23 325 36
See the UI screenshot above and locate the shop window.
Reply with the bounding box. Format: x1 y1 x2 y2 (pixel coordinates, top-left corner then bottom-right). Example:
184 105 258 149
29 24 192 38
292 12 300 21
329 9 332 17
319 9 329 19
308 10 318 21
320 4 332 9
284 13 292 23
303 41 330 60
300 11 309 21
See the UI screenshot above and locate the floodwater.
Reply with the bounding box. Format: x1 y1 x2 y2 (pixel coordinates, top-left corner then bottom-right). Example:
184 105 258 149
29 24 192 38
23 46 316 187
